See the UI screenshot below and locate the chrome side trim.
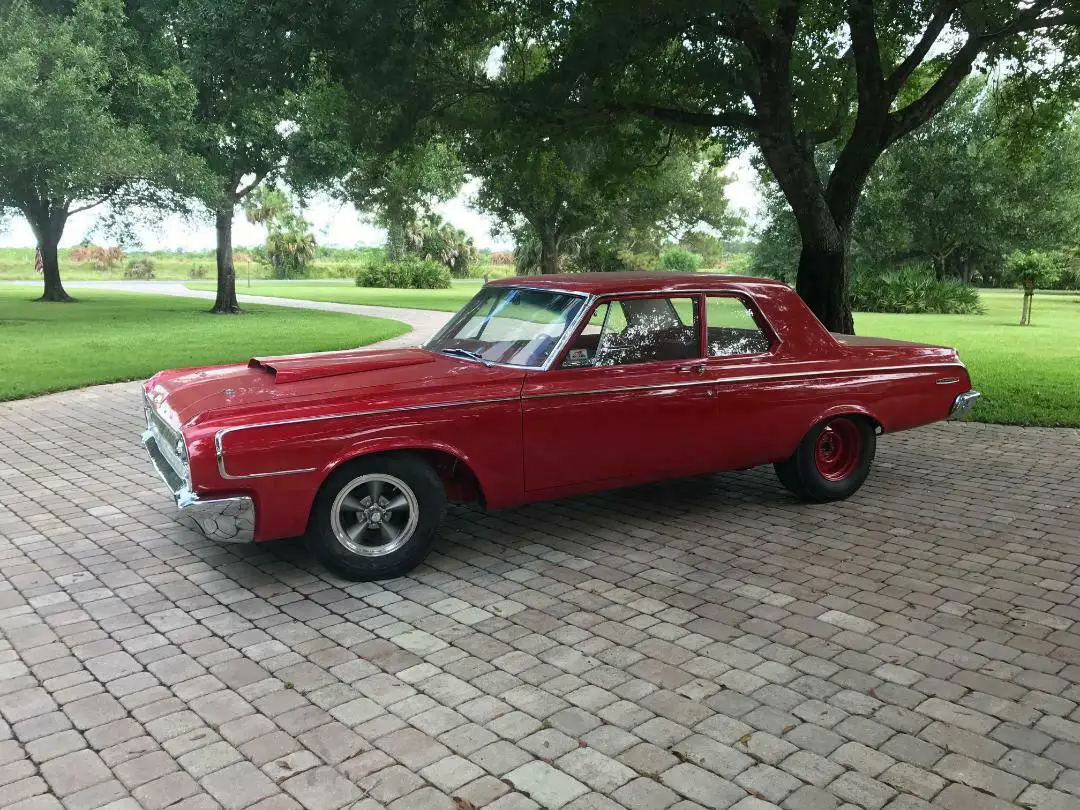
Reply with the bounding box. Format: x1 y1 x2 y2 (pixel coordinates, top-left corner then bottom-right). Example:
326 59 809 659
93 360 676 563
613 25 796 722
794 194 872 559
949 390 981 419
212 362 965 481
522 362 968 400
214 396 521 481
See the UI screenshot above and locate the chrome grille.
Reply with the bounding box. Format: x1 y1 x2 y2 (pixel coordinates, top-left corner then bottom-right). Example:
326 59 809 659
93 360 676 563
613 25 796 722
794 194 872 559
143 390 189 484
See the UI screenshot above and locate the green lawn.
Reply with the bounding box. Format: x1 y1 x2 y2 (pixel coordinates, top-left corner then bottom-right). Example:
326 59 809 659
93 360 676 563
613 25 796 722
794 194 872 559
186 280 481 311
0 289 410 401
857 289 1080 427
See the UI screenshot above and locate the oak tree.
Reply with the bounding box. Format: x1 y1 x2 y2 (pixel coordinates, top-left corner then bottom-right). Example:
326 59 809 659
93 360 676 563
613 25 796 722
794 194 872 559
0 0 195 301
541 0 1080 331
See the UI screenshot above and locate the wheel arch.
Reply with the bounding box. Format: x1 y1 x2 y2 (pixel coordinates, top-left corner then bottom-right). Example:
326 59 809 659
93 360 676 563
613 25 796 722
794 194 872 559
804 404 885 436
317 440 488 509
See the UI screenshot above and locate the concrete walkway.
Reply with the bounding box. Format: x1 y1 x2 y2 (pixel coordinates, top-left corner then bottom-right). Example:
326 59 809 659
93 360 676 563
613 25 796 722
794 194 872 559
3 280 454 349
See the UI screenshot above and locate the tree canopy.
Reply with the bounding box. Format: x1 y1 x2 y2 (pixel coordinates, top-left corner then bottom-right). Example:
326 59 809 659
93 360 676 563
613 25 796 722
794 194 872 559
0 0 197 300
754 79 1080 289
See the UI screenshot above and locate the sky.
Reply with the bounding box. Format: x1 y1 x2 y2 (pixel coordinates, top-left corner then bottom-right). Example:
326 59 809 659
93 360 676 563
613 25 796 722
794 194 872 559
0 154 762 252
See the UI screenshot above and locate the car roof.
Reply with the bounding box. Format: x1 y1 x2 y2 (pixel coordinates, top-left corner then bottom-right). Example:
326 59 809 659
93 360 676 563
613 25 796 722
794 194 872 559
486 271 786 295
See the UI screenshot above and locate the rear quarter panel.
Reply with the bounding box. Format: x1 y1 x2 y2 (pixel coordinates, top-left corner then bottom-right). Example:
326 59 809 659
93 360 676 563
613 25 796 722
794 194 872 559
741 285 972 457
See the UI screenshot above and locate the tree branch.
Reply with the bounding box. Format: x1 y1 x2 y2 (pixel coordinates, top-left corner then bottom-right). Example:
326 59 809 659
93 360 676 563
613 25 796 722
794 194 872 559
235 166 279 200
980 0 1066 40
886 38 980 144
848 0 887 108
619 103 758 132
886 2 959 94
67 188 119 216
1003 11 1080 32
639 130 677 170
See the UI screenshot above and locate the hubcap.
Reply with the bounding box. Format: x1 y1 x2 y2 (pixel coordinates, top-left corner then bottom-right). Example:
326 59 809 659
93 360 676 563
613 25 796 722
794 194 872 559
814 419 861 481
330 473 419 557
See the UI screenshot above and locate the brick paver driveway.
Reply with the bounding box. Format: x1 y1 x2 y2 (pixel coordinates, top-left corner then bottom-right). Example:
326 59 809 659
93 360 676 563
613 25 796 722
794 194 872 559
2 383 1079 810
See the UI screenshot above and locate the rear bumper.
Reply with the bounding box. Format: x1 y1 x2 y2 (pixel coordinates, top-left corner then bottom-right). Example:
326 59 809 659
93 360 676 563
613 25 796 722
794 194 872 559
949 391 981 420
142 430 255 543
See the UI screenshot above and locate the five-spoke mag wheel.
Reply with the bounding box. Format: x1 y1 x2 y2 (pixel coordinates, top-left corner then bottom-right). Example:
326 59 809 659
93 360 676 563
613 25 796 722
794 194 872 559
331 474 419 557
310 455 445 581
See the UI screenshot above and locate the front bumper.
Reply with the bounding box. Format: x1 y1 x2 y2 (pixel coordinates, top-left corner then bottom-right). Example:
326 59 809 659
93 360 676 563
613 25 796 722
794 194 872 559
950 390 982 419
142 430 255 543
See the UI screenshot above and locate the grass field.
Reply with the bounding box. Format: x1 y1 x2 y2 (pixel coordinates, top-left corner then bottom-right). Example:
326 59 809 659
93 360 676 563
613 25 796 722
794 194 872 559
0 246 505 283
0 289 409 401
857 289 1080 427
187 282 1080 427
186 280 482 311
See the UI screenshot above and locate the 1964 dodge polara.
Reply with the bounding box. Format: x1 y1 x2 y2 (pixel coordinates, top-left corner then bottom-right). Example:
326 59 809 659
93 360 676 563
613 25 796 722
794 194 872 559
142 273 979 580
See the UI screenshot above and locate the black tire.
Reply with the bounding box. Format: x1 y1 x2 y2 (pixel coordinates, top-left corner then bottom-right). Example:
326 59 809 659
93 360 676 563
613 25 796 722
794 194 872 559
774 416 876 502
309 453 445 581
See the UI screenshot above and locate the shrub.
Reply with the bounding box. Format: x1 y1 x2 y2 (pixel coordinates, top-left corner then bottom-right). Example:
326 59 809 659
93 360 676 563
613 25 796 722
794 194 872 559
489 250 515 266
660 247 702 273
188 265 208 279
71 244 124 271
851 266 983 314
356 257 451 289
123 258 155 280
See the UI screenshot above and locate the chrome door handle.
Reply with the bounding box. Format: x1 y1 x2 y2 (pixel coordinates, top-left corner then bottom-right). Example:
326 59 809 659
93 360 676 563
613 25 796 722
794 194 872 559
680 363 705 375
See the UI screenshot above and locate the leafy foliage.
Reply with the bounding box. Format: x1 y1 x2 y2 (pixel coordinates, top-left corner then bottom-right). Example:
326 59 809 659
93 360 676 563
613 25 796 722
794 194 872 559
123 258 155 279
356 256 451 289
242 187 316 279
854 80 1080 286
660 248 702 273
0 0 197 299
1004 251 1063 292
70 245 125 270
850 267 983 315
678 232 725 268
404 213 476 277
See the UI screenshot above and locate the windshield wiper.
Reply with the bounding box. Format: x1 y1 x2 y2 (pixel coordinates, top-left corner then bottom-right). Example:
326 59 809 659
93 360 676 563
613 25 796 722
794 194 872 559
439 348 494 367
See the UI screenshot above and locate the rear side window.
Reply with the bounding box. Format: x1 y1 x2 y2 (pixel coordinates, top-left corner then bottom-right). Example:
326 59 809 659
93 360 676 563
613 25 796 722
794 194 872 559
705 296 770 356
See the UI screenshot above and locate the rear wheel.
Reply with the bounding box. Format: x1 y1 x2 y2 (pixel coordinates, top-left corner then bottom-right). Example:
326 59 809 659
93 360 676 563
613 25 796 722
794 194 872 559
309 454 445 581
774 416 875 502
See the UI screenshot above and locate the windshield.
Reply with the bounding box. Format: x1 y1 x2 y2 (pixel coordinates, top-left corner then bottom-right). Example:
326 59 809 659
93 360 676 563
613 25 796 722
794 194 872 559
425 286 587 368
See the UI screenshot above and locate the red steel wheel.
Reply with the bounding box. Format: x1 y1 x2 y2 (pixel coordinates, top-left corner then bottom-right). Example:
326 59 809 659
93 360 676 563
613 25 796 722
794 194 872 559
774 415 876 502
813 418 862 481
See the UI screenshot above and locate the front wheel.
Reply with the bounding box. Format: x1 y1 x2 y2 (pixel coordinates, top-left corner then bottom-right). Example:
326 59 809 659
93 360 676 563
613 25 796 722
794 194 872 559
774 416 876 502
309 454 446 581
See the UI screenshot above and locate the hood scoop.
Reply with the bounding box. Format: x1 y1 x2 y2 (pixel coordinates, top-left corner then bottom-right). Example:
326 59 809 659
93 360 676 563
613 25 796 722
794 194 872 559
249 348 436 384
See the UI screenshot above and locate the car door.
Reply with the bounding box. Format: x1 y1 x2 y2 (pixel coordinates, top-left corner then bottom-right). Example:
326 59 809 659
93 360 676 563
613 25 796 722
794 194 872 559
698 292 789 468
520 293 717 495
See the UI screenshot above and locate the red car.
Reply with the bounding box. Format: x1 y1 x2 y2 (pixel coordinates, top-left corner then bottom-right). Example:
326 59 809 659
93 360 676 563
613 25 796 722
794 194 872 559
142 273 979 580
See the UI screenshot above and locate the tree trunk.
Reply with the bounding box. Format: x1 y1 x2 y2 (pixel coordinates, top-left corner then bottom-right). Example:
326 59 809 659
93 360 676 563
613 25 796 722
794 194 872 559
385 214 407 263
27 206 73 302
795 242 854 335
212 206 241 314
539 228 559 275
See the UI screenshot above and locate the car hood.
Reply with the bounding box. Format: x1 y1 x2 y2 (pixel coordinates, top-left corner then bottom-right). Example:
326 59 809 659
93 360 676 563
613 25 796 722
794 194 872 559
147 347 524 428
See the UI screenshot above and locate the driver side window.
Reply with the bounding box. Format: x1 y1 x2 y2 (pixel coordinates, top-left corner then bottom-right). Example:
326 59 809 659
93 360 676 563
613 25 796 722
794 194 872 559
562 296 700 368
